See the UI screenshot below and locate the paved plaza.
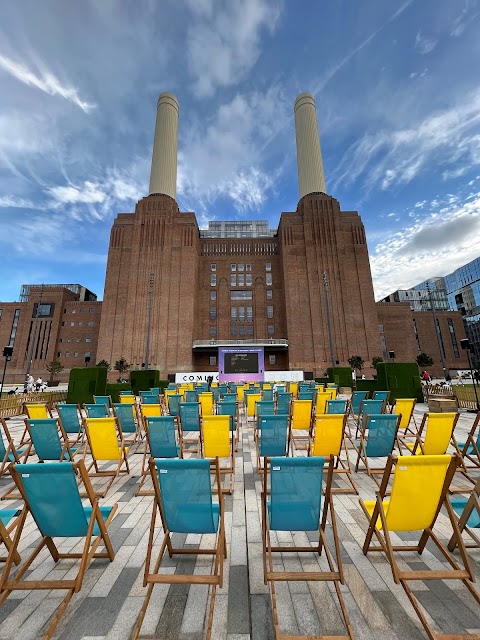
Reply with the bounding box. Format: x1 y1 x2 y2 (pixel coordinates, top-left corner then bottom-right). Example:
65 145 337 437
0 400 479 640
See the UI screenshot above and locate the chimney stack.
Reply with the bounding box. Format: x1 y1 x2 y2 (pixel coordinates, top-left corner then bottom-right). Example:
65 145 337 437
294 93 326 198
149 93 179 199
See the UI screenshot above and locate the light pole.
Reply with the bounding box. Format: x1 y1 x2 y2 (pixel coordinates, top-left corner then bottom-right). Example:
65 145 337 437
425 281 447 380
0 346 13 396
323 271 336 369
25 284 44 377
145 273 154 370
460 338 480 411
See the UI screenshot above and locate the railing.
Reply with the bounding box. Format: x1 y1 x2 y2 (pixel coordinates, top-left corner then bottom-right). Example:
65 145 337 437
423 384 454 398
193 339 288 348
0 391 68 419
452 385 480 410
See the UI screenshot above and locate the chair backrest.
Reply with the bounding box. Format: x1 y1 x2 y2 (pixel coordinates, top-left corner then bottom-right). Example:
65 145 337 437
315 392 331 415
142 394 159 404
119 394 136 404
392 399 416 430
289 382 299 397
325 387 337 400
276 392 291 414
141 404 162 419
202 415 232 458
258 415 289 457
25 403 50 419
154 458 218 534
146 416 178 458
57 404 82 434
179 402 201 432
312 414 344 457
85 417 121 461
385 455 451 531
246 393 261 417
113 403 137 433
269 457 325 531
299 390 314 401
326 399 347 415
0 421 8 458
94 395 111 407
360 399 384 418
85 403 109 418
26 418 64 461
198 392 214 416
373 391 390 403
262 388 274 402
291 399 313 430
217 400 237 418
276 384 286 394
185 390 197 402
364 414 399 458
13 462 93 537
422 413 458 455
351 391 368 414
167 394 182 416
140 391 153 400
255 400 275 418
150 387 160 395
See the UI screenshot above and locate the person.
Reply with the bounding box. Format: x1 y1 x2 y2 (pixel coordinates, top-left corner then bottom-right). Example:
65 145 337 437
35 376 43 391
422 371 431 384
25 374 34 393
207 375 213 390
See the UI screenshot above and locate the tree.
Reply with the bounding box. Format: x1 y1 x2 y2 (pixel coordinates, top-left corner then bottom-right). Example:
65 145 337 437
114 357 130 381
416 352 434 367
46 359 64 381
371 356 384 369
96 359 111 370
348 355 365 372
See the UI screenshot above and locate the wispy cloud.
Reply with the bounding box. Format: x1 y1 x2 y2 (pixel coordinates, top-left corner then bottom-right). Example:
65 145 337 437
415 31 438 54
450 0 480 36
0 52 95 112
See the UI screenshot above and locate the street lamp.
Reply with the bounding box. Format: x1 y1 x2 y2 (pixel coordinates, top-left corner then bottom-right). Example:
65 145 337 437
460 338 480 411
0 346 13 396
425 281 447 380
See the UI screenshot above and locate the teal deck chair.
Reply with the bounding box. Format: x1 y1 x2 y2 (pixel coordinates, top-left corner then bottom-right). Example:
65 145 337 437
373 390 390 405
457 412 480 470
136 416 183 496
211 386 219 402
113 403 140 444
142 394 159 404
93 395 111 409
276 384 286 394
354 414 401 486
355 398 385 438
256 415 289 473
327 399 348 414
132 458 226 640
219 384 228 398
262 457 353 639
150 387 160 395
448 477 480 551
0 418 27 500
350 391 368 418
85 403 109 418
0 508 21 589
57 404 84 444
24 418 77 462
223 392 237 402
217 400 239 449
276 392 291 416
179 401 201 453
299 389 314 400
185 389 197 402
263 388 274 402
0 461 117 640
254 400 275 440
167 393 182 416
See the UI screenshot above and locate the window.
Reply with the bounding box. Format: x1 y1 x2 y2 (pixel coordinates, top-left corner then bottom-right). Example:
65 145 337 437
78 321 83 326
239 325 245 335
266 262 272 271
85 338 92 343
231 264 236 272
266 289 273 299
76 338 81 342
80 308 84 313
210 306 217 320
267 305 274 319
269 355 276 365
65 352 70 358
210 326 216 336
33 303 54 318
210 356 217 366
246 264 252 272
447 318 460 357
211 263 217 272
231 326 238 336
88 320 94 326
238 274 245 286
63 309 67 314
238 263 244 272
231 290 252 300
268 324 274 335
89 308 95 313
210 291 217 301
231 307 237 321
247 325 254 335
67 338 72 343
247 306 253 321
239 306 245 321
57 351 61 357
70 322 75 327
266 273 272 286
211 274 217 286
246 274 252 286
230 274 236 286
62 321 66 326
84 351 91 358
71 309 76 314
74 352 78 357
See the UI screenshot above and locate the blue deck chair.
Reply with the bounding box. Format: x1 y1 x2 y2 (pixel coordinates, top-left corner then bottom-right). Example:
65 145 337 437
179 401 201 453
262 457 353 639
150 387 160 395
93 395 112 409
0 418 27 500
57 403 84 444
354 414 401 486
256 415 289 473
219 384 228 398
142 394 159 404
113 403 141 444
327 399 348 414
211 386 219 402
217 399 240 449
185 389 197 402
223 392 237 402
0 508 21 588
254 400 275 438
354 398 385 438
373 390 390 405
24 418 77 462
84 403 109 418
0 461 117 639
349 391 368 420
457 412 480 470
448 477 480 551
276 384 285 394
136 416 183 496
263 388 274 402
299 389 314 400
132 458 226 640
276 392 291 416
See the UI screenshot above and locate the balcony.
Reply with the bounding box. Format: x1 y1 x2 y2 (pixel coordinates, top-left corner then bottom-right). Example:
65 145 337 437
192 338 288 350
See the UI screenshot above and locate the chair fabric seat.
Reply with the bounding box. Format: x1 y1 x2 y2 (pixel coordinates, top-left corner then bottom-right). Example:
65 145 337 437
363 499 388 530
83 506 115 536
267 501 319 532
169 503 219 534
0 508 21 527
451 497 480 529
8 449 25 462
457 441 474 454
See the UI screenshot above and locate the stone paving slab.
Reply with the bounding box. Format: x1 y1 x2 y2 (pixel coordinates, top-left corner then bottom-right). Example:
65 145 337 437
0 401 479 639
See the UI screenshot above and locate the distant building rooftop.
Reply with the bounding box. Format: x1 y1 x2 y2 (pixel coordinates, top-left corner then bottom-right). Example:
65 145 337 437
200 220 276 238
19 284 97 303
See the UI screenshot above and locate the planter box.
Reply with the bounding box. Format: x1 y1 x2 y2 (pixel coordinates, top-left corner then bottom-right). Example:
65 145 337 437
47 380 60 387
339 387 352 395
428 398 458 412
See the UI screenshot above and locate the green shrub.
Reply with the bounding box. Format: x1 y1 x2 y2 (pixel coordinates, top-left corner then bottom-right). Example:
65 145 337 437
67 367 107 404
130 370 160 396
327 367 352 388
106 383 131 403
376 362 422 402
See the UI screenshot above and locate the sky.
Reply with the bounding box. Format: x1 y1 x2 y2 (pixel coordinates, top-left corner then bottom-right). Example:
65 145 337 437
1 0 479 302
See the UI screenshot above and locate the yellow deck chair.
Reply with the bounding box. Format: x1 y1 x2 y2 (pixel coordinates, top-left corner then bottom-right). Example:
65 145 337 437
315 384 325 392
289 381 298 398
289 398 313 453
360 454 479 640
198 392 214 417
246 392 261 418
315 391 331 416
202 415 235 493
83 417 130 497
310 414 357 494
391 398 417 435
401 412 461 456
21 403 53 446
119 394 136 404
237 385 246 403
325 387 337 400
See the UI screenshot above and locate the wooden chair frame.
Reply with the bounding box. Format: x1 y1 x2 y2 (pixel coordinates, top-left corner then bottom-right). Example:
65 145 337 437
178 401 202 455
56 402 85 446
132 458 226 640
354 414 402 488
0 418 28 500
201 415 235 494
261 457 354 640
0 460 117 640
288 399 314 454
360 454 479 640
0 509 22 589
447 477 480 551
113 402 143 446
458 412 480 471
19 403 53 446
398 412 462 456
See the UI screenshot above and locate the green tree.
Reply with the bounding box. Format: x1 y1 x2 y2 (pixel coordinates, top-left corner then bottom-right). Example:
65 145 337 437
46 359 64 381
114 357 130 381
348 355 365 372
96 359 111 370
371 356 384 369
416 352 434 367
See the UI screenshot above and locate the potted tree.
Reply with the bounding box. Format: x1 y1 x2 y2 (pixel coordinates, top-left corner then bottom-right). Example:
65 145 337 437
46 359 64 387
114 357 131 383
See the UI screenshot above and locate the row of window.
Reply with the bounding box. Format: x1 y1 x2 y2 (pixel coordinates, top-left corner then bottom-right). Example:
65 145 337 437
209 305 274 321
57 351 91 358
210 274 273 286
64 308 96 314
210 263 272 272
62 321 95 327
59 338 93 343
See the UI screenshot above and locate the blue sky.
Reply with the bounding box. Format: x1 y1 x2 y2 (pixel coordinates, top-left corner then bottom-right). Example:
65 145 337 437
1 0 479 302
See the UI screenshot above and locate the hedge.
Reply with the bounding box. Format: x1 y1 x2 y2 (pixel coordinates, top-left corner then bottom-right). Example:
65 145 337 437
106 383 131 403
130 370 160 396
376 362 423 402
67 367 107 405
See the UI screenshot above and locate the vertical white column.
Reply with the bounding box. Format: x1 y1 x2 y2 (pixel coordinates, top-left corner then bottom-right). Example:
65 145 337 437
148 93 179 199
294 93 326 198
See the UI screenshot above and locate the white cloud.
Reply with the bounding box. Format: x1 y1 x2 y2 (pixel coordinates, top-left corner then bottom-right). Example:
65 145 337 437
0 195 39 209
0 52 95 112
415 31 438 54
185 0 283 97
450 0 480 36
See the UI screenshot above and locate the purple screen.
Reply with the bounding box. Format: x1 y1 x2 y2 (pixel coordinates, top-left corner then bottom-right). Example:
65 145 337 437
218 347 264 383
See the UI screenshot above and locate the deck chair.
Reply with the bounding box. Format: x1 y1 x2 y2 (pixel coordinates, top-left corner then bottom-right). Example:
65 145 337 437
150 387 160 396
84 403 109 418
289 381 298 397
373 390 390 405
354 414 401 487
132 458 226 640
20 403 53 446
0 508 21 589
24 418 77 462
354 398 385 438
360 454 479 640
256 414 289 474
289 399 313 454
298 389 314 400
276 392 291 416
136 416 183 496
57 403 84 445
0 418 27 500
93 395 112 409
327 399 348 414
262 457 354 640
217 399 240 450
199 392 215 417
349 390 368 423
391 398 417 435
399 412 461 457
113 403 141 445
325 387 337 400
141 394 159 404
254 400 275 440
310 414 357 494
263 387 273 402
179 401 201 453
246 392 261 419
0 461 117 640
315 391 331 416
457 412 480 470
202 415 235 493
448 477 480 551
83 417 130 497
140 403 162 438
184 389 197 402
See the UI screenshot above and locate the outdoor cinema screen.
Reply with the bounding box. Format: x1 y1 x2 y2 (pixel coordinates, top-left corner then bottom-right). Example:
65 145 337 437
224 352 259 374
